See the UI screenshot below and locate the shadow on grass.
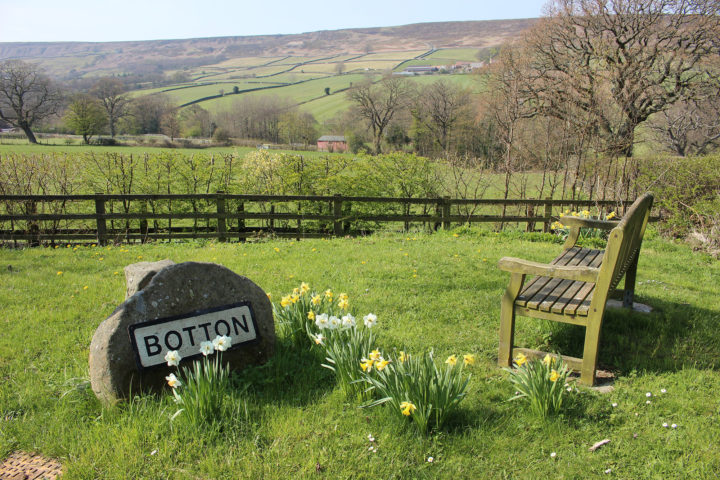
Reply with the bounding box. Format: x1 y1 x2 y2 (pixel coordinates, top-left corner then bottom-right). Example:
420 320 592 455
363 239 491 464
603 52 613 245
530 294 720 377
232 339 335 407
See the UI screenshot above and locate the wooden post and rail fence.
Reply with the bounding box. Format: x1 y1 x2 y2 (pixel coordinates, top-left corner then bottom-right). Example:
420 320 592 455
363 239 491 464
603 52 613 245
0 193 658 246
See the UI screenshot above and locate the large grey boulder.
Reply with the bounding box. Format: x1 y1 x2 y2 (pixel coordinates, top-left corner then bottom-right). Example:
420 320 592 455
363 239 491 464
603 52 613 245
89 262 275 404
124 259 175 299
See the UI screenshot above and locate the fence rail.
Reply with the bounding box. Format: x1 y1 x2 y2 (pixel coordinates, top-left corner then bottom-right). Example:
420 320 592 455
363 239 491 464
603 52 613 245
0 193 655 246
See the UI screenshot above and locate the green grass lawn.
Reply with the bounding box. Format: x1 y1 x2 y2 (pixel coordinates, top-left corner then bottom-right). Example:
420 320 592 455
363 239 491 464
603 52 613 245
1 229 719 478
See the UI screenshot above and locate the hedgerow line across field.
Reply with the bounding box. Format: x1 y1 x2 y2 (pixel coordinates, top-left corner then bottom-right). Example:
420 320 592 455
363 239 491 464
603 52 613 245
0 193 654 246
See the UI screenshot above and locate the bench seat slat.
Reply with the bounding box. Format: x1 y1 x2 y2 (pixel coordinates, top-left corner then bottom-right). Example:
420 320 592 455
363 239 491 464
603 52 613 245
525 248 596 309
516 247 583 307
547 250 604 314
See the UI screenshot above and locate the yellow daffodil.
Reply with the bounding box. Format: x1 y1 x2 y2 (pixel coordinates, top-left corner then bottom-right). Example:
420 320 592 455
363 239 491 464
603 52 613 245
291 294 300 304
280 295 292 308
398 351 408 363
542 354 554 366
339 292 349 301
400 401 416 416
463 354 475 366
338 298 349 310
292 287 300 296
445 355 457 366
266 293 272 300
376 358 391 371
307 311 315 320
274 247 280 252
57 271 63 275
369 349 381 361
324 289 333 299
300 282 310 294
550 370 560 382
360 358 374 372
311 295 321 305
606 211 617 220
515 352 527 367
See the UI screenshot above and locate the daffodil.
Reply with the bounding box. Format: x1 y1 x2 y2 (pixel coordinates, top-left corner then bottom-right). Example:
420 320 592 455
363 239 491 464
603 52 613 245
549 369 559 382
360 358 374 371
463 354 475 366
308 311 316 320
398 351 408 362
338 298 349 310
606 211 617 220
311 333 325 345
515 352 527 367
542 354 554 366
363 313 377 328
164 350 181 367
57 271 63 275
341 314 356 329
328 315 341 329
165 373 181 388
400 401 416 416
315 313 329 329
445 355 457 366
290 294 300 304
324 289 333 299
280 295 292 307
292 287 300 296
369 349 382 361
300 282 310 294
311 294 322 305
199 341 214 356
376 358 391 371
212 335 232 352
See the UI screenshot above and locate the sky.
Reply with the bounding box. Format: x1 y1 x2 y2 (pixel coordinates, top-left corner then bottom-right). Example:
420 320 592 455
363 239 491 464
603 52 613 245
0 0 547 43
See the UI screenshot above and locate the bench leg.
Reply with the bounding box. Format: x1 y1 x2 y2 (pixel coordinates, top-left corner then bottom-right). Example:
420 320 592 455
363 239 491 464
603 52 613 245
580 317 602 385
498 273 524 367
623 255 639 308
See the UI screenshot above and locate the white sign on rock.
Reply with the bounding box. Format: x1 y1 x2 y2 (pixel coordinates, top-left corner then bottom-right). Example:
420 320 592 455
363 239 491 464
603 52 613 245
128 302 258 368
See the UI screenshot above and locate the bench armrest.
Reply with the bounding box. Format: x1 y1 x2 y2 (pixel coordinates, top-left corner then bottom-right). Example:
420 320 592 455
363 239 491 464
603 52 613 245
559 216 620 230
498 256 600 282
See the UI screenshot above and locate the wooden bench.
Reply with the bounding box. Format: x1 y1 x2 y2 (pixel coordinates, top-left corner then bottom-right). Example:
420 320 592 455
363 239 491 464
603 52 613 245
497 193 654 385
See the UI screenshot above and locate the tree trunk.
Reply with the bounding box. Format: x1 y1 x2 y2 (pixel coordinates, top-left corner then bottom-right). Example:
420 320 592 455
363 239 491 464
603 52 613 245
20 124 38 144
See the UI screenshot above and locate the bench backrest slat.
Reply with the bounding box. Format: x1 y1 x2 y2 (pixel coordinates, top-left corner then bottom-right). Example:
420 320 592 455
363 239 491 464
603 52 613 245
592 193 654 308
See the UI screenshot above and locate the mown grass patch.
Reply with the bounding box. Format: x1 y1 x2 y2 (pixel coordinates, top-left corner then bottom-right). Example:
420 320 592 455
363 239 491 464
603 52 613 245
1 229 719 478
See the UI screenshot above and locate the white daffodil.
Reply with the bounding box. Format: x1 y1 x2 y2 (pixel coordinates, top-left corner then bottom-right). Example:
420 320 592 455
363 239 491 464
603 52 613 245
212 335 232 352
165 373 181 388
341 314 356 329
164 350 181 367
363 313 377 328
199 340 215 356
311 333 325 345
315 313 329 329
328 315 341 330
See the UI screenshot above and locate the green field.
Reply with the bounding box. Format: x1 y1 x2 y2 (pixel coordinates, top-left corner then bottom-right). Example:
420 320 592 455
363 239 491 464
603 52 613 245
1 229 719 478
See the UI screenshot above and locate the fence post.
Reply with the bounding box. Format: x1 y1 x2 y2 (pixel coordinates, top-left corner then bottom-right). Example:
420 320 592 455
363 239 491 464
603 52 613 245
94 193 107 246
442 196 451 230
269 205 275 231
237 201 245 243
216 191 227 242
140 201 149 243
543 197 553 233
333 194 343 236
27 199 40 247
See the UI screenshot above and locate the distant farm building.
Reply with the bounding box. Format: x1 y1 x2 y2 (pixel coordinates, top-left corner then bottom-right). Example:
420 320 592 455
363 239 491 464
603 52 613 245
403 66 439 74
317 135 348 152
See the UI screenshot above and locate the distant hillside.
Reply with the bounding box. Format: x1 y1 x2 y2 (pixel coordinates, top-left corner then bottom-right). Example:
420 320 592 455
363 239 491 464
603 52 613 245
0 19 535 80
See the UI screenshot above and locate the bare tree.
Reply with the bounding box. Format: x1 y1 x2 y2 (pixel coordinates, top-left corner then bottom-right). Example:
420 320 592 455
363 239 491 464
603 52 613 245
348 77 413 154
0 60 62 144
91 77 130 138
526 0 720 156
413 79 472 154
648 82 720 156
